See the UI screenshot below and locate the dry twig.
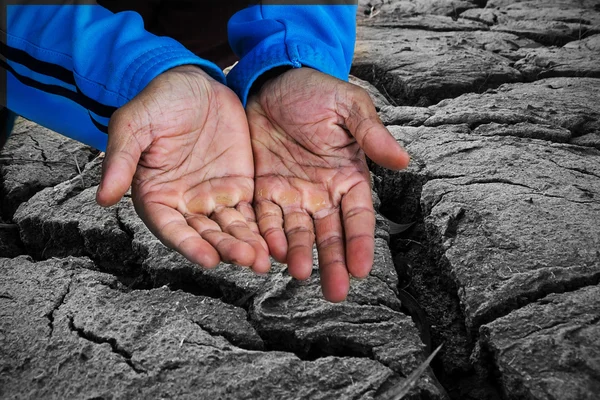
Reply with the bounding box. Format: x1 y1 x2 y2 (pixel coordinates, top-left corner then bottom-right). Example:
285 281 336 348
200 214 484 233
378 345 443 400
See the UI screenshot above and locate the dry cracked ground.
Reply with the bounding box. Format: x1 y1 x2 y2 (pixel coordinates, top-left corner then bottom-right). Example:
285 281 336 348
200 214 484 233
1 1 600 399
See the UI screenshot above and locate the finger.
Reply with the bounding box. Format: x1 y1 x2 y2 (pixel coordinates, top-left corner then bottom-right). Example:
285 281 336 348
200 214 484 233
255 200 288 263
236 202 269 254
341 88 410 170
137 202 221 268
314 209 350 303
211 207 271 274
186 214 256 268
97 108 148 207
342 181 375 279
283 210 315 281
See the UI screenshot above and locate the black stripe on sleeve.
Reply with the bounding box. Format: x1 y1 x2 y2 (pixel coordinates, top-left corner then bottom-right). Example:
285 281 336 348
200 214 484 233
0 57 117 119
0 41 76 85
88 111 109 134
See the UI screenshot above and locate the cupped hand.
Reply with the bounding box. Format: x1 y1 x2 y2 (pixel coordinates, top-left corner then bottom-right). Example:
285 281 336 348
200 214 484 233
96 65 270 273
247 67 410 302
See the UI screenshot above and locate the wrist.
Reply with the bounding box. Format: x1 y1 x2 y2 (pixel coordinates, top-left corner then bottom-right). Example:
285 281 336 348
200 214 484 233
248 66 293 98
166 64 212 77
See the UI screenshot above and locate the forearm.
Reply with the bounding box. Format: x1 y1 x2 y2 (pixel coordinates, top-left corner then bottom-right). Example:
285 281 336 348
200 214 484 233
2 3 225 150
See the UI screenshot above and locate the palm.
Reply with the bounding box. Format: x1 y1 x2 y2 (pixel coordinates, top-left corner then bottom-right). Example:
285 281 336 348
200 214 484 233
247 68 410 302
97 66 269 272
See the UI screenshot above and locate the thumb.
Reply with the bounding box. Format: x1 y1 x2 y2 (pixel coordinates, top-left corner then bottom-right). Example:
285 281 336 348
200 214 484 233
342 87 410 170
96 107 148 207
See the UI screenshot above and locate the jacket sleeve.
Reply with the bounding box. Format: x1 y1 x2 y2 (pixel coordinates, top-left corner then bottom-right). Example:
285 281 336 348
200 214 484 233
226 3 357 106
2 4 225 151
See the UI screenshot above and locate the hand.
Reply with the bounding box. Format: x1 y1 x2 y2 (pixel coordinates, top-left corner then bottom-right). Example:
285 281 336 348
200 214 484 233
96 66 270 273
247 68 410 302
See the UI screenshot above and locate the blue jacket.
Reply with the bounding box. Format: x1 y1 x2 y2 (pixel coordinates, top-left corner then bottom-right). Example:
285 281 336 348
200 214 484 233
1 3 357 151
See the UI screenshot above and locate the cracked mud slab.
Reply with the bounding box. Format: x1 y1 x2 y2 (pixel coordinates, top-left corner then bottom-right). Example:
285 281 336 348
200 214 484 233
381 78 600 331
422 77 600 146
0 257 401 399
357 0 482 20
0 118 94 218
467 0 600 46
13 158 137 274
479 284 600 400
354 0 600 110
353 27 525 106
417 132 600 330
511 45 600 81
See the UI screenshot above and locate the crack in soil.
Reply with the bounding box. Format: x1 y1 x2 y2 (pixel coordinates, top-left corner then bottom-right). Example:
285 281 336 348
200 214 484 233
46 280 72 338
372 166 502 399
190 320 264 352
373 151 600 399
29 136 48 163
523 190 599 205
352 53 524 108
362 22 489 33
179 338 229 354
252 325 381 364
67 315 146 374
545 157 600 180
477 308 600 399
471 269 600 331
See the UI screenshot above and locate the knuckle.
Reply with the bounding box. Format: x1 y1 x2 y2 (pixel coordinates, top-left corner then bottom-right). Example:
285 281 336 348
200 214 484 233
317 235 344 249
344 205 375 221
262 226 284 238
225 220 248 231
258 209 283 221
285 225 314 237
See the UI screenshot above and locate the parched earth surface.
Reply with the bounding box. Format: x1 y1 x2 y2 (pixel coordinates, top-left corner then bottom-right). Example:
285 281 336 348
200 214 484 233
1 1 600 399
